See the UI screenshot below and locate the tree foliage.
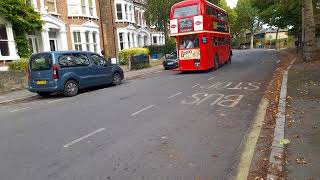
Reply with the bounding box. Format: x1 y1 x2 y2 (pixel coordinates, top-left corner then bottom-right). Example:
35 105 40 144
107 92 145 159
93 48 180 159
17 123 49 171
235 0 262 48
145 0 180 38
252 0 302 35
0 0 42 57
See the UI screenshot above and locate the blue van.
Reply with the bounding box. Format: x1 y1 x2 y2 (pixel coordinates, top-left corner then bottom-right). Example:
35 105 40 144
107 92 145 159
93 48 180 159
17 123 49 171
28 51 124 97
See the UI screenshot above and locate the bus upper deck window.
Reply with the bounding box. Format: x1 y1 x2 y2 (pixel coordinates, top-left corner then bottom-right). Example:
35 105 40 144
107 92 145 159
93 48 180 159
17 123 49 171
174 5 198 18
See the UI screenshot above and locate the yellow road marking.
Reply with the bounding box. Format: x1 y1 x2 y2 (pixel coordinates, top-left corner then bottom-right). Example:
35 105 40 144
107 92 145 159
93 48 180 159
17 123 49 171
235 98 269 180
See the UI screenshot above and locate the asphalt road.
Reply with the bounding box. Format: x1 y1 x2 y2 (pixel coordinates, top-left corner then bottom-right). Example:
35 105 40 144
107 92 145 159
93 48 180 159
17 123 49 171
0 49 278 180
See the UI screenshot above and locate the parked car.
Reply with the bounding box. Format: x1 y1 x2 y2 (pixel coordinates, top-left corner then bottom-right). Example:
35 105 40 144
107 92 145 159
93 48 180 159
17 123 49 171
163 51 178 70
238 45 247 50
28 51 124 97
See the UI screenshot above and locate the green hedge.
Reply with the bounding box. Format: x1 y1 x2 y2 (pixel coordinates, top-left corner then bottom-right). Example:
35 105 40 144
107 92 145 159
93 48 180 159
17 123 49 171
146 38 176 55
8 58 29 72
118 48 150 65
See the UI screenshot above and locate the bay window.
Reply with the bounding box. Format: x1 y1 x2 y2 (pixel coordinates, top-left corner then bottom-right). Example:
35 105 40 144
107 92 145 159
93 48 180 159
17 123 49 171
72 29 100 53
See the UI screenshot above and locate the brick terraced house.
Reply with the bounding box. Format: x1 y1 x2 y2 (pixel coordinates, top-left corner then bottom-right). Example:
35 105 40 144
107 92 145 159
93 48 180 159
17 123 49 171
26 0 103 54
0 0 165 63
100 0 165 58
0 0 103 64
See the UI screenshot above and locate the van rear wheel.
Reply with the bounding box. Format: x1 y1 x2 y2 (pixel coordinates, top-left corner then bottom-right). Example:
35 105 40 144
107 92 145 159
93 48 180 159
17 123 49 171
64 80 79 97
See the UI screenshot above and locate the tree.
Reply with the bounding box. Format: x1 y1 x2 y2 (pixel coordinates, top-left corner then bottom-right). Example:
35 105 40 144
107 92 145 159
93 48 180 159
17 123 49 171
145 0 180 39
252 0 302 49
0 0 42 58
303 0 316 61
235 0 262 48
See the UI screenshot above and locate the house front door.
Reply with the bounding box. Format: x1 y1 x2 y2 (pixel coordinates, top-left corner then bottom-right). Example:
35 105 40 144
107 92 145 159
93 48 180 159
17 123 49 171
49 39 57 51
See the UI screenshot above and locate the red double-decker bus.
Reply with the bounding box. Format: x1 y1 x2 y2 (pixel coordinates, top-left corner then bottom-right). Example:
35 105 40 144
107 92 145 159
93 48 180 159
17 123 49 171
170 0 232 71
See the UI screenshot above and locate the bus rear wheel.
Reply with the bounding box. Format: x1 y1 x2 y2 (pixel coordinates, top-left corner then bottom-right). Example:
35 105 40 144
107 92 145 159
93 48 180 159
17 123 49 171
214 55 219 70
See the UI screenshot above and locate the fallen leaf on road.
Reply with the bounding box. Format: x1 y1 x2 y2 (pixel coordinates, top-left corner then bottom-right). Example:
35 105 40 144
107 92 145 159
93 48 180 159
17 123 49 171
279 139 291 145
296 157 307 164
293 134 300 138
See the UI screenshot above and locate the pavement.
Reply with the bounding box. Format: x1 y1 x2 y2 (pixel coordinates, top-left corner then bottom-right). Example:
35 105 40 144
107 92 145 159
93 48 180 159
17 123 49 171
284 59 320 179
0 49 279 180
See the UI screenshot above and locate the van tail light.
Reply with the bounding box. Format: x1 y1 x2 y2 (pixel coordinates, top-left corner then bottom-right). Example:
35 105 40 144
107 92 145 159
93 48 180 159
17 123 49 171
53 65 59 79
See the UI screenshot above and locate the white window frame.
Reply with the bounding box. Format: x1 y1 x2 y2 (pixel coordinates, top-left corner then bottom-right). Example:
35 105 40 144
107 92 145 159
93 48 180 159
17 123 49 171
116 3 123 20
73 31 82 51
27 33 39 54
118 32 124 50
68 0 82 16
68 0 97 18
70 24 101 54
114 1 135 23
92 32 98 52
45 0 57 14
0 18 19 61
117 29 139 51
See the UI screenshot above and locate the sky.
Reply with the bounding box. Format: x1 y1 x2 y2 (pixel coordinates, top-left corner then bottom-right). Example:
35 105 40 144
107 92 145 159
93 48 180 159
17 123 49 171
226 0 238 8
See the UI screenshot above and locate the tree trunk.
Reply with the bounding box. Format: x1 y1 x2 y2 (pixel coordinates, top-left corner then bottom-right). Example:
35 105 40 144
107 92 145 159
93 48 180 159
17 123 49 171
250 31 254 49
100 0 117 58
275 27 279 50
303 0 316 61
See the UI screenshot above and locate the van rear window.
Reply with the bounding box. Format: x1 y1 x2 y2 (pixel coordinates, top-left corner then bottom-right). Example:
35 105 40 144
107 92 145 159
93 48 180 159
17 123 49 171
30 54 52 71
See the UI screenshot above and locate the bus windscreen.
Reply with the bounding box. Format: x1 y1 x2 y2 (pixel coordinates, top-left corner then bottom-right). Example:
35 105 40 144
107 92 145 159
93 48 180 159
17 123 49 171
179 35 199 49
173 5 198 18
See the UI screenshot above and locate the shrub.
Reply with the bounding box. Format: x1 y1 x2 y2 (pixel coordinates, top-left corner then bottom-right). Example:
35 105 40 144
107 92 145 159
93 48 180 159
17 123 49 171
147 38 176 55
8 58 29 72
118 48 150 65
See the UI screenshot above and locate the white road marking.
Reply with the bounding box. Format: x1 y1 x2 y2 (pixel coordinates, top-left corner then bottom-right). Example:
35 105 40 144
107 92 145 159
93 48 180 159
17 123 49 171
168 92 183 99
63 128 106 148
131 105 155 116
47 99 63 104
10 107 31 113
208 77 215 81
192 84 200 88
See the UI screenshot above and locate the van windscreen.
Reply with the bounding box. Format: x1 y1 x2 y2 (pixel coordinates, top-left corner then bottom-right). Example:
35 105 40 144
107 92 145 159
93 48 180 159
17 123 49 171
30 54 52 71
